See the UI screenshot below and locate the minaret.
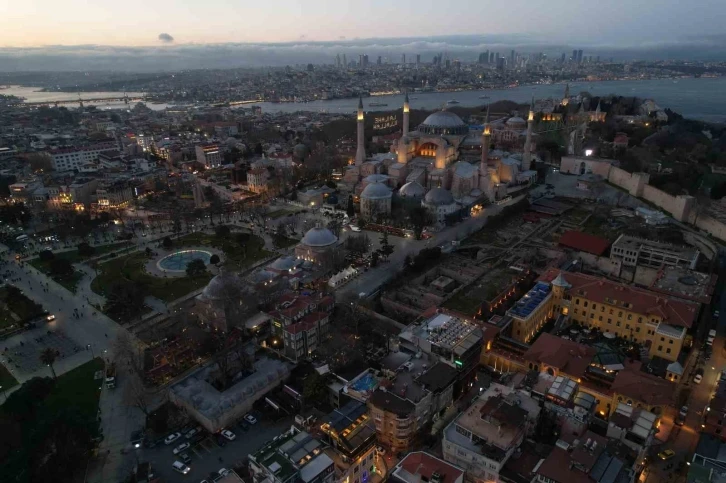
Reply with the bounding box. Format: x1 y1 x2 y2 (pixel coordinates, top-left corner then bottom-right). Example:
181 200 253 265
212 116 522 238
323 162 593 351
402 91 410 137
355 96 366 166
481 104 491 168
522 96 534 171
562 83 570 106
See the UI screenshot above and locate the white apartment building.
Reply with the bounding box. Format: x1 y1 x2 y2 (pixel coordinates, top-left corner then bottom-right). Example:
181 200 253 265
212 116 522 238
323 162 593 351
49 142 116 171
610 234 699 269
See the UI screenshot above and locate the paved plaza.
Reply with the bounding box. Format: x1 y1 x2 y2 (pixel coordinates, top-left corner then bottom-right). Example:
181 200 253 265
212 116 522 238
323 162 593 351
1 327 83 374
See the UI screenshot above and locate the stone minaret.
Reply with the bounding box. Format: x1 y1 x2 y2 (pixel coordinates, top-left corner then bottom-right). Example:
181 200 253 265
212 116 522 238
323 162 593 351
402 91 410 136
522 97 534 171
481 104 491 168
355 96 366 166
562 83 570 106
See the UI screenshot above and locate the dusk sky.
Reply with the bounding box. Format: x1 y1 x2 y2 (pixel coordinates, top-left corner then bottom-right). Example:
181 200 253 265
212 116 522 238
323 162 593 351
2 0 726 47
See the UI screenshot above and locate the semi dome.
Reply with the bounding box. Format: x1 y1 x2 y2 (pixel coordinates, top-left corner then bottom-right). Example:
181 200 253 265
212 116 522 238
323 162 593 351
424 187 455 206
398 181 426 198
364 174 389 184
506 116 526 127
361 181 393 200
418 110 469 136
201 270 242 301
301 225 338 247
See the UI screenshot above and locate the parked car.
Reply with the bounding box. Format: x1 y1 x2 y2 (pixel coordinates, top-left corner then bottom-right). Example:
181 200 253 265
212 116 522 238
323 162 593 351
164 432 182 445
220 429 236 441
679 406 689 417
130 429 144 449
172 461 191 474
179 452 192 464
244 414 257 424
173 442 191 455
185 427 202 440
709 329 717 338
694 374 703 384
658 449 676 460
376 446 386 456
714 310 720 318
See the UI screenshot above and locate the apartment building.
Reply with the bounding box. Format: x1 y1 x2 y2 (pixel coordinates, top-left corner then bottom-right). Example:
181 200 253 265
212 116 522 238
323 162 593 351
319 401 378 483
196 144 223 168
248 427 335 483
443 384 539 483
49 141 117 170
610 234 699 270
389 452 464 483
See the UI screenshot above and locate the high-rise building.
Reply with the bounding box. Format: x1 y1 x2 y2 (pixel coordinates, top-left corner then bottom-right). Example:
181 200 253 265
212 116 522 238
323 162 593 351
572 49 577 63
377 55 382 65
402 53 406 64
359 54 364 66
342 53 347 68
489 52 494 64
561 52 566 63
335 53 341 68
510 49 515 66
445 58 451 69
577 49 584 64
496 57 505 71
416 54 420 66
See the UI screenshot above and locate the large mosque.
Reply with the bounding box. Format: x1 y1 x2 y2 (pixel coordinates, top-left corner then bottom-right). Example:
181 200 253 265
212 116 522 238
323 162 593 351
346 94 538 224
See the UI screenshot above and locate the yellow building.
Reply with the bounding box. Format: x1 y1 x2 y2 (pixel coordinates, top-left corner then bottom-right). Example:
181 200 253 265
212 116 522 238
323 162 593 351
511 269 699 362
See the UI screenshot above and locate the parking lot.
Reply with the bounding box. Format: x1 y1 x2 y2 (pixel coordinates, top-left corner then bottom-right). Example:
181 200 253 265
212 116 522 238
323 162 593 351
139 415 295 482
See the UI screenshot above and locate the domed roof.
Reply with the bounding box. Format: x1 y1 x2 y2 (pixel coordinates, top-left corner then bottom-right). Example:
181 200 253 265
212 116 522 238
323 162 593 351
506 116 526 125
418 110 469 136
364 174 389 184
361 181 392 200
424 187 455 206
422 111 466 128
270 255 298 271
293 143 310 159
398 181 426 198
201 270 242 301
301 225 338 247
453 161 478 178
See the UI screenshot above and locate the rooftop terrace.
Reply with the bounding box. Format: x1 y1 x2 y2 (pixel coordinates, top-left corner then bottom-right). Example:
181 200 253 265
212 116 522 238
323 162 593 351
508 282 552 319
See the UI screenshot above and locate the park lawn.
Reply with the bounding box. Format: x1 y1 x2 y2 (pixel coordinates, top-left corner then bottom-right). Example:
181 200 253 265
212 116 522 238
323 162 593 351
44 357 104 417
0 306 16 329
442 290 482 316
267 209 292 219
0 363 19 391
175 232 274 268
91 252 213 302
273 237 299 249
30 257 84 293
0 287 44 320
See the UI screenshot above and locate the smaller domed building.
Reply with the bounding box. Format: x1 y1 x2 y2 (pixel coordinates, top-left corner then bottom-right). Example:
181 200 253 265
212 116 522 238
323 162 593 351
296 224 339 265
195 269 245 332
422 186 459 224
360 180 393 221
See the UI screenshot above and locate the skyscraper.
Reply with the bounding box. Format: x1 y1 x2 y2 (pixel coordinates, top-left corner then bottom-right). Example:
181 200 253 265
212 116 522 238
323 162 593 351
489 52 494 64
335 54 341 68
342 54 347 68
510 49 515 66
572 49 577 63
377 55 382 65
416 54 420 66
560 52 566 63
401 53 406 64
577 50 583 64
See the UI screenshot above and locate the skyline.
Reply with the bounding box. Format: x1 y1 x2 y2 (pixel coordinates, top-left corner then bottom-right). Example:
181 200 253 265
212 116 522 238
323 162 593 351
2 0 726 48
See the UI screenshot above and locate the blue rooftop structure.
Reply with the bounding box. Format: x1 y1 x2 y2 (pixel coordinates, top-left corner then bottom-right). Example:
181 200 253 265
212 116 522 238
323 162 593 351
508 282 552 319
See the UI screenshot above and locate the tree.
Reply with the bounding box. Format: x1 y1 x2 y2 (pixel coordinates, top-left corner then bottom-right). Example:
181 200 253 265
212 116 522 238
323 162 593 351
186 259 207 277
215 224 231 239
408 206 433 240
370 251 380 267
49 258 73 277
379 232 394 260
346 195 355 217
162 236 173 248
303 371 329 406
40 348 58 378
77 242 95 257
105 280 146 322
210 254 221 265
38 249 55 262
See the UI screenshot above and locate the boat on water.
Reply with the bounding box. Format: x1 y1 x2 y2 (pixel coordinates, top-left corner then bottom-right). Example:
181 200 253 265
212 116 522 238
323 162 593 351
369 102 388 107
447 100 460 104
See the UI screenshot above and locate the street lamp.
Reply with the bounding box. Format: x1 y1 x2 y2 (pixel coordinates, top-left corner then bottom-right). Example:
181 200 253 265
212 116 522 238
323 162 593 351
87 344 95 359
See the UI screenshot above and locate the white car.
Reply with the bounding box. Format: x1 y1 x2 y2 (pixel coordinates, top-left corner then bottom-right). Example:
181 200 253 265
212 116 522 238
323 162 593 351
173 442 191 455
244 414 257 424
694 374 703 384
349 225 361 232
710 329 718 338
218 468 231 477
185 427 201 440
220 429 236 441
46 314 56 321
172 461 191 475
708 337 715 346
164 432 182 445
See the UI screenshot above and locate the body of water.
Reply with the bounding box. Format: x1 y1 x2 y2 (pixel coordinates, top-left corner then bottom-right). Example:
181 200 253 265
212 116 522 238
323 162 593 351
3 77 725 122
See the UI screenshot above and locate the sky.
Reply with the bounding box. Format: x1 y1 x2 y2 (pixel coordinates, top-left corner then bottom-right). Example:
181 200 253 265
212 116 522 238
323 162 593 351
1 0 725 71
3 0 725 47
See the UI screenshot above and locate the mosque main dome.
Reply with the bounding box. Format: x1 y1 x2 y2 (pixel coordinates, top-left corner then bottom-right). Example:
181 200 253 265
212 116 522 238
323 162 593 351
418 111 469 136
424 187 455 206
361 181 392 200
301 225 338 247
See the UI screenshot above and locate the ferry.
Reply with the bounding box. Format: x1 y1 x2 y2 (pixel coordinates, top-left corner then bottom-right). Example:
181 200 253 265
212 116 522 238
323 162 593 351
447 100 460 104
369 102 388 107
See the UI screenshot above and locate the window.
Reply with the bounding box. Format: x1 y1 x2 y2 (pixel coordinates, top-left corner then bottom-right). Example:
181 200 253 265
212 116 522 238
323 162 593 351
592 304 597 310
618 311 623 317
584 301 589 308
607 319 612 324
660 337 665 342
638 317 642 323
669 339 673 344
627 314 632 320
573 309 578 315
601 307 605 313
658 345 663 351
636 327 641 333
616 321 621 327
599 316 603 321
575 299 580 305
590 314 594 319
666 348 671 354
609 309 614 315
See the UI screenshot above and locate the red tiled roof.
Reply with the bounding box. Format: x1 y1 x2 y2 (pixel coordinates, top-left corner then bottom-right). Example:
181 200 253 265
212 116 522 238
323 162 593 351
611 367 675 406
539 269 699 328
398 452 464 483
536 448 591 483
284 319 317 335
558 230 610 256
524 333 596 379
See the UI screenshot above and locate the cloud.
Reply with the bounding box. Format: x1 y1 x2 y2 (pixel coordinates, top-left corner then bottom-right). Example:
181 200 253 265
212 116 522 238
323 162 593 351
158 33 174 43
